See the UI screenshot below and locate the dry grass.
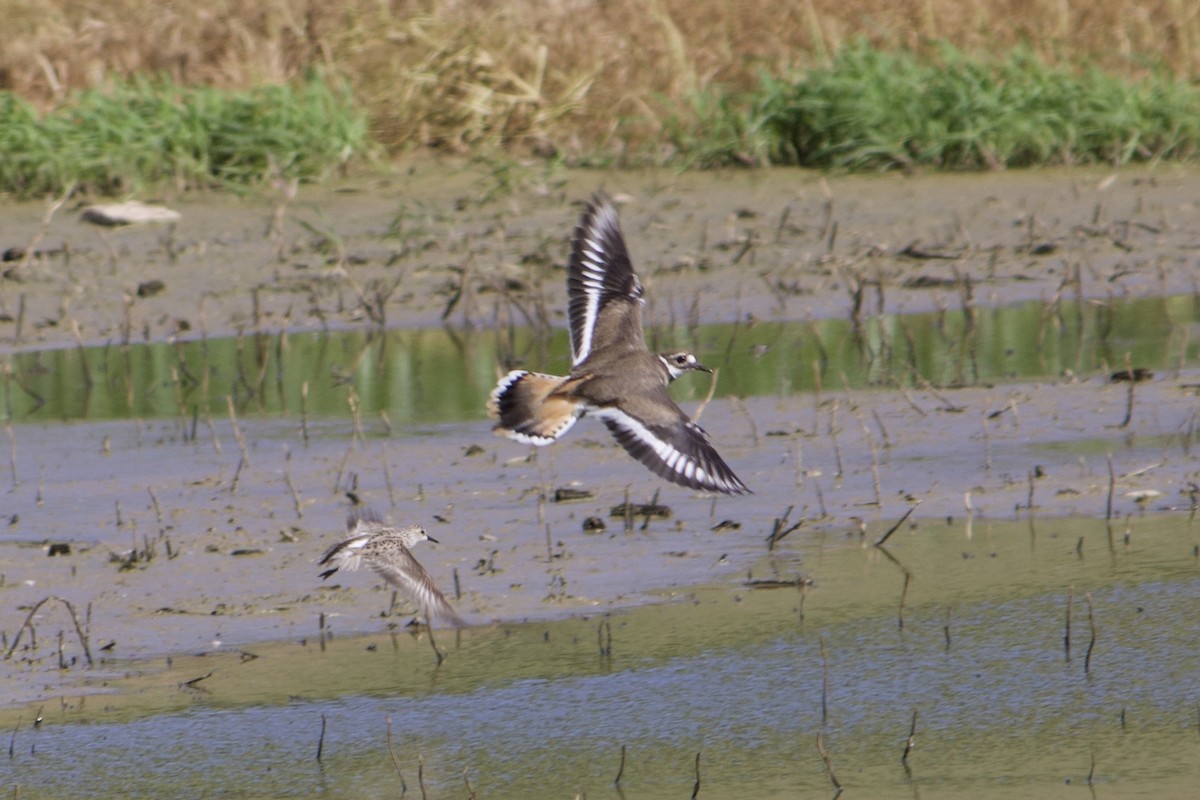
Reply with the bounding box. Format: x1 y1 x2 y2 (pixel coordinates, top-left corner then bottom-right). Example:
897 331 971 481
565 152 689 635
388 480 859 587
3 0 1198 158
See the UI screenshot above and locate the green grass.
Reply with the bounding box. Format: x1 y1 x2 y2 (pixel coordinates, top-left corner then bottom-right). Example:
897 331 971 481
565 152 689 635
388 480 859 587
672 42 1200 170
0 71 372 198
3 42 1198 197
761 42 1200 169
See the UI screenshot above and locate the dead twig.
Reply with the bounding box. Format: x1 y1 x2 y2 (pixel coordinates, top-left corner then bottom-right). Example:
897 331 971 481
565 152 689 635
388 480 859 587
767 505 804 551
816 732 843 794
874 505 917 547
386 714 410 791
8 717 20 759
902 708 919 764
1105 452 1116 528
1117 353 1136 428
1084 592 1097 676
181 670 214 689
819 634 830 724
15 181 76 276
4 595 93 667
1064 586 1074 661
691 367 720 423
226 395 249 468
875 545 914 630
283 446 305 519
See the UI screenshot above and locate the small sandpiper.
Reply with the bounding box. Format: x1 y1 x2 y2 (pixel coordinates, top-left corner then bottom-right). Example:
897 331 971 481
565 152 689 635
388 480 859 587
318 511 466 628
488 193 750 495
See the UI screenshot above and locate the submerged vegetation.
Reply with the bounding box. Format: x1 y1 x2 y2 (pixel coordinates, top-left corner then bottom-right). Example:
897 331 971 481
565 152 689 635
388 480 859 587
1 0 1199 194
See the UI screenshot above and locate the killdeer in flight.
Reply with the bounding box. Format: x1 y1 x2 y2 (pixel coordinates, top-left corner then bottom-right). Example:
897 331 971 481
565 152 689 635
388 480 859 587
318 511 466 628
488 194 750 495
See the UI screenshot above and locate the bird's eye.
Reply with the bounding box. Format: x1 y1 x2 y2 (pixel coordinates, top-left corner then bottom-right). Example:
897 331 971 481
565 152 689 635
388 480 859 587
674 354 688 365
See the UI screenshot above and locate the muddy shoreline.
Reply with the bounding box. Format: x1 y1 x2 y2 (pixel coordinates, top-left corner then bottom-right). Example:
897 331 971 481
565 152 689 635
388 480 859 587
3 164 1198 351
2 163 1199 711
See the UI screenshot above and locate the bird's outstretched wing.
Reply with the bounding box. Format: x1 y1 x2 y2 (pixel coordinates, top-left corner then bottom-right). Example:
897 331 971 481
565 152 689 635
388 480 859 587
594 397 751 495
568 194 645 366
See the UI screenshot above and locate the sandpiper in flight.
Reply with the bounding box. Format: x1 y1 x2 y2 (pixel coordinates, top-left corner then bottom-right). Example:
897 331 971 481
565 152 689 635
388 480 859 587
318 511 466 628
488 194 750 495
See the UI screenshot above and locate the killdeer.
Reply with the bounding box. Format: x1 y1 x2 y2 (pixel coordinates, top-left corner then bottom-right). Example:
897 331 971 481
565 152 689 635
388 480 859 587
488 194 750 495
318 511 466 628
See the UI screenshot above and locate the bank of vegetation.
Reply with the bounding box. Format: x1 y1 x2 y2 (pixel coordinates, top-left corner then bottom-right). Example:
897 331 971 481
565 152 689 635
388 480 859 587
2 0 1198 195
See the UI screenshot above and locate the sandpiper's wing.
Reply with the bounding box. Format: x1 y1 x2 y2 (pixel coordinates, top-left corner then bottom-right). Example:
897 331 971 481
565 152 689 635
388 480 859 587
319 519 466 628
317 512 388 576
593 392 751 495
362 542 466 628
568 194 646 366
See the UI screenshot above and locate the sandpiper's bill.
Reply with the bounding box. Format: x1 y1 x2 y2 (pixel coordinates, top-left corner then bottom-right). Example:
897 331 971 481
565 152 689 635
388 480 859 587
318 511 465 628
488 193 750 495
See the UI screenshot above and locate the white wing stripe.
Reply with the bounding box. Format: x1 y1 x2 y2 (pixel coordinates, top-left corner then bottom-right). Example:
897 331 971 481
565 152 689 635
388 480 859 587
572 205 621 365
573 237 606 364
594 407 740 493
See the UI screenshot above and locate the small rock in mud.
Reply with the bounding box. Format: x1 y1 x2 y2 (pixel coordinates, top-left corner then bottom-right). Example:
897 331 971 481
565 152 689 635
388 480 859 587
137 279 166 297
555 487 594 503
902 274 959 288
1110 367 1152 383
609 502 672 520
744 577 812 589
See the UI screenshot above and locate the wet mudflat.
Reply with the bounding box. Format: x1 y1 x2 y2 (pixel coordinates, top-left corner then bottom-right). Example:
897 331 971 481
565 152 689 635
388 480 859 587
4 515 1199 798
2 164 1200 797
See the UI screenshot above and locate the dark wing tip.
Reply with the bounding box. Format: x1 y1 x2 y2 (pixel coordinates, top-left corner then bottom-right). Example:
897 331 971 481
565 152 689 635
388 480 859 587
573 193 619 255
721 475 753 496
582 191 613 218
567 191 641 361
317 537 344 567
676 454 751 496
318 567 338 580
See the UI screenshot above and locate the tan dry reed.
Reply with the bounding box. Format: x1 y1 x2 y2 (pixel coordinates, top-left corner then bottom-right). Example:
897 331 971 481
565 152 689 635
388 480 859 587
3 0 1198 156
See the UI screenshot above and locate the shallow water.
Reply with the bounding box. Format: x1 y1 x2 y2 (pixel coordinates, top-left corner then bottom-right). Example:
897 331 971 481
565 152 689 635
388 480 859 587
3 292 1198 424
5 515 1198 799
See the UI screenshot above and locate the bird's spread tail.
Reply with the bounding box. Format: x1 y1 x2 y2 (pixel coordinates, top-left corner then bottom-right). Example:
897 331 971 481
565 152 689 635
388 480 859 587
317 534 368 579
488 370 581 445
